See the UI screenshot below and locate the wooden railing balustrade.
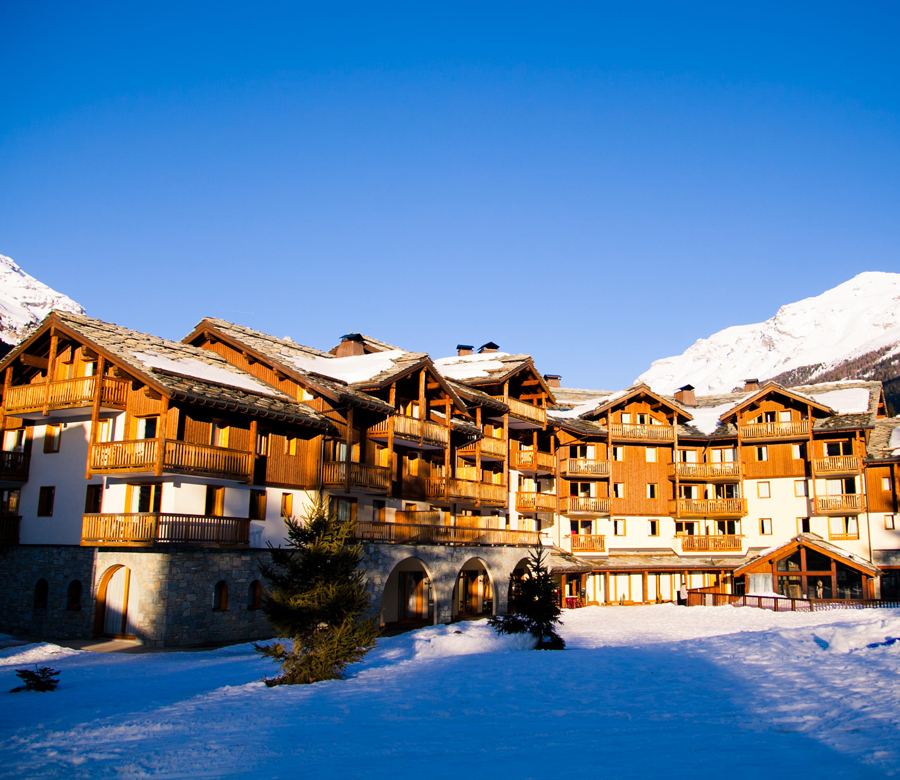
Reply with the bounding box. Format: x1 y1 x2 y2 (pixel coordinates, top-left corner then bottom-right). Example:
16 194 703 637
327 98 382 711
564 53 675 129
426 477 479 502
459 437 506 459
354 521 538 546
323 462 391 492
562 496 610 515
0 451 30 481
479 482 508 505
512 449 556 472
569 534 606 553
739 420 810 439
493 396 546 426
561 458 610 478
0 515 21 545
609 423 674 441
669 462 741 480
669 498 748 518
515 491 556 513
686 588 900 612
679 534 743 552
813 456 861 474
394 510 448 525
4 376 129 414
82 513 251 546
815 494 865 514
368 415 449 446
90 439 253 480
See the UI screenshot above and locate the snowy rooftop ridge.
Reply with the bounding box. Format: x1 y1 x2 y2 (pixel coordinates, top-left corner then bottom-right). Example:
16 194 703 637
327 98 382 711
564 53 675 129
132 351 280 398
280 349 408 385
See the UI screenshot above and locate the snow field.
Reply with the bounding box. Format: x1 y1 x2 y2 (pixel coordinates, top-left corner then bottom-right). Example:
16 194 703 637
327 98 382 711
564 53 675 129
2 605 899 779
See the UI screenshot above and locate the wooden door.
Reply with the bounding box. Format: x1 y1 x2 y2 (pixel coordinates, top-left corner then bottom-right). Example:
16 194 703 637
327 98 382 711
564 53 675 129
103 567 131 636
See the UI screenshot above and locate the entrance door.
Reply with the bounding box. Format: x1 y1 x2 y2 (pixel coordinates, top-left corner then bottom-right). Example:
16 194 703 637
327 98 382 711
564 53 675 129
102 566 132 637
399 571 427 621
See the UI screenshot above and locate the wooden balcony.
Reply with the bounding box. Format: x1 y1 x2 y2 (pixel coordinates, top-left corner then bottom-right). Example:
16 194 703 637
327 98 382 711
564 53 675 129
813 456 861 476
3 376 128 416
562 496 610 515
560 458 610 479
739 420 810 440
0 515 20 545
354 520 538 547
515 491 556 513
368 415 449 448
609 423 674 441
479 482 508 506
458 436 506 461
90 439 253 481
323 462 391 493
669 498 748 518
493 396 546 427
511 449 556 473
569 534 606 553
82 513 250 547
815 494 866 515
426 476 479 503
0 451 29 482
679 534 743 553
394 509 448 525
669 462 742 481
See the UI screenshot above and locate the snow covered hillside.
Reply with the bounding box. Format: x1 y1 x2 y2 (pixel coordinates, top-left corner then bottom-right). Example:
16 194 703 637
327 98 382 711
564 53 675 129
2 606 900 779
0 254 84 348
638 272 900 397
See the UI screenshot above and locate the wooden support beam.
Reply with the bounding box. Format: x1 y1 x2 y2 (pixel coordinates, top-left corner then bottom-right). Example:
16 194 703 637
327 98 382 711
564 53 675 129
42 330 58 416
154 396 169 477
249 418 259 486
85 355 105 480
345 406 353 494
20 354 49 370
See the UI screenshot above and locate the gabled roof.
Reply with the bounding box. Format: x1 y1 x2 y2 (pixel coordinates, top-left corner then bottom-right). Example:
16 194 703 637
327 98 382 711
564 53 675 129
445 379 509 413
578 383 693 423
4 312 334 430
717 381 835 423
866 417 900 461
328 332 406 354
433 352 557 403
733 533 881 578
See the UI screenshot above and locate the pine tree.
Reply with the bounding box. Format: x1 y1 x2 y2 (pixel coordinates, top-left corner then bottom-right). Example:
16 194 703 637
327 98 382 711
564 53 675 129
255 495 380 685
490 544 565 650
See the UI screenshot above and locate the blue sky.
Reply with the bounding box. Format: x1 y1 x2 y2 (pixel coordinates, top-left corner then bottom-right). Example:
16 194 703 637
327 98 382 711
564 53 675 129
2 3 898 390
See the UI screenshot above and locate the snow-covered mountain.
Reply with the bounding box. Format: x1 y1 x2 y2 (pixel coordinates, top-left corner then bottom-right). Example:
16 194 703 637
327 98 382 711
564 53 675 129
0 253 84 349
637 272 900 399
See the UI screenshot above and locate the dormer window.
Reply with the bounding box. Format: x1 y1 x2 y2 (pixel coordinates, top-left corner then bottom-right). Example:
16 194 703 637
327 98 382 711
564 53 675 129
621 413 631 424
779 410 792 422
136 417 158 440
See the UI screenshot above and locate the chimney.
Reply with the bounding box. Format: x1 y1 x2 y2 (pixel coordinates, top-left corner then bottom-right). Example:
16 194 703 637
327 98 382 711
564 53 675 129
457 344 474 357
743 378 760 393
478 341 499 354
335 333 365 358
674 384 696 406
544 374 561 388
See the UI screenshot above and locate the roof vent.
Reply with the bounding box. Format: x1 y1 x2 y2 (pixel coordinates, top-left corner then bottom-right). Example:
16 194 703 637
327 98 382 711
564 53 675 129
457 344 474 357
336 333 365 358
544 374 561 388
478 341 499 354
743 378 760 393
674 384 696 407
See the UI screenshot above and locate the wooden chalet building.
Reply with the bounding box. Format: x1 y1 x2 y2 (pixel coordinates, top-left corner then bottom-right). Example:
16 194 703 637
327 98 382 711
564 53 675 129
1 311 898 646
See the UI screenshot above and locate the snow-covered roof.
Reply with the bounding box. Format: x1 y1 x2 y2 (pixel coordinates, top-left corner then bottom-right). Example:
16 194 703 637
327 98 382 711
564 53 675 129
282 349 408 384
133 351 279 398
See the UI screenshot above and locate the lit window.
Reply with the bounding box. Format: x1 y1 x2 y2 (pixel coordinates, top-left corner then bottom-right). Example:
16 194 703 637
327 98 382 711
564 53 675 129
757 482 771 499
281 492 293 518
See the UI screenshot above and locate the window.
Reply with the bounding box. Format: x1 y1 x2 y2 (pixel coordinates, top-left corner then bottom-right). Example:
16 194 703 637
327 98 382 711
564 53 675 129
797 517 811 534
213 581 229 611
886 515 896 530
249 490 267 521
3 428 24 452
136 417 157 440
636 413 648 425
792 443 805 460
646 484 657 499
43 424 61 454
373 499 386 523
248 580 262 610
760 518 772 535
648 519 659 536
884 477 892 491
829 516 859 541
1 488 20 516
756 446 768 462
645 447 657 463
331 497 357 523
757 482 771 499
33 579 49 610
211 422 229 448
281 493 293 518
84 484 103 514
613 483 625 499
679 484 698 500
612 447 624 462
95 419 112 443
794 480 808 498
613 519 626 536
256 431 269 456
284 437 298 456
675 521 697 536
136 484 163 513
779 410 792 422
621 413 631 424
37 486 55 517
66 580 82 611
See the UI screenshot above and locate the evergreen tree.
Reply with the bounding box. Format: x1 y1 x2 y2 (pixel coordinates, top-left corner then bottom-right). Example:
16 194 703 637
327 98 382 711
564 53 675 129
489 545 565 650
255 495 380 685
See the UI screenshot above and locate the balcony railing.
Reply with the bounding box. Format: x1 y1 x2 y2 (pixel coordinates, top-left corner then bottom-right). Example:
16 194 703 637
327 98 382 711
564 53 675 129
4 376 129 415
669 498 748 518
679 534 743 552
0 451 30 482
569 534 606 553
459 436 506 460
82 513 250 547
354 520 538 547
426 477 479 502
561 458 610 478
493 396 546 426
323 461 391 493
739 420 810 440
813 456 861 475
394 509 448 525
479 482 508 506
515 491 556 513
816 495 866 515
90 439 253 481
0 515 20 545
368 415 449 447
562 496 610 515
511 449 556 473
669 462 742 481
609 423 674 441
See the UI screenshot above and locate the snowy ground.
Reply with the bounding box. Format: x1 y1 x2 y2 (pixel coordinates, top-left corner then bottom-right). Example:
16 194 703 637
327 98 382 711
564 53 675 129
3 605 900 779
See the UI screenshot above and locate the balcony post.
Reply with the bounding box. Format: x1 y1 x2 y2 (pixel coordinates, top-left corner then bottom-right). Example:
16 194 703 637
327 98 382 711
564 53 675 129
0 366 10 440
345 406 353 494
42 328 58 416
807 404 817 508
249 418 258 485
673 410 680 510
386 384 396 498
86 355 106 480
154 396 169 477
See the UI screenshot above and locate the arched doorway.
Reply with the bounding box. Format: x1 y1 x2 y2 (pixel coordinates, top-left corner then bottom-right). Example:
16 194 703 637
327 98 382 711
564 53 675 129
95 565 138 638
453 558 494 620
381 558 434 628
508 557 530 614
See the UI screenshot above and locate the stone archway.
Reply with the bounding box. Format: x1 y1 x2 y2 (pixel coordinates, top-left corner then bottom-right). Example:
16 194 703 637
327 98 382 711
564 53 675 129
381 558 435 628
508 556 531 614
452 557 495 620
94 564 137 638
